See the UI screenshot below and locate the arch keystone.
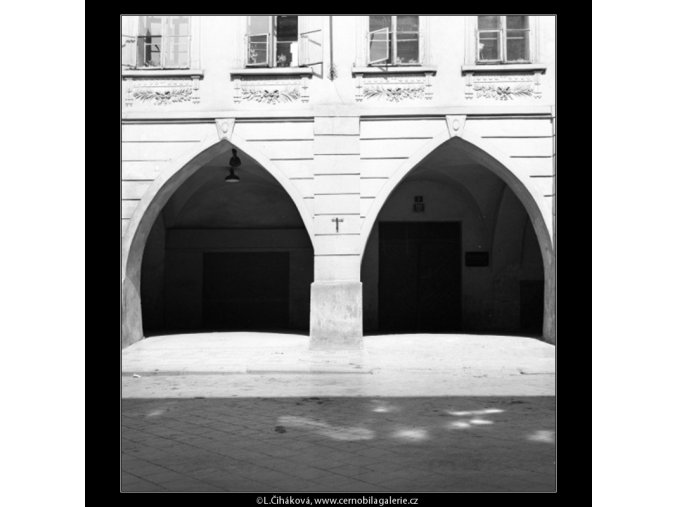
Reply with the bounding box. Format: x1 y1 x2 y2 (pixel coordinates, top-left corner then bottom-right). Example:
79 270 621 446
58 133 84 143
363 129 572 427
446 114 466 138
215 118 235 140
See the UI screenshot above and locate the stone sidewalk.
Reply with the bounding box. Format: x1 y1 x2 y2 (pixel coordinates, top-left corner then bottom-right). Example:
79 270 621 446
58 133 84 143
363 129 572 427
121 333 555 492
122 396 555 492
122 333 555 398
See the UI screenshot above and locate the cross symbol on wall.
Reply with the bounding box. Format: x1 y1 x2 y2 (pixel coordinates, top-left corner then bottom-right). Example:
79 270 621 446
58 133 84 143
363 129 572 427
331 217 344 233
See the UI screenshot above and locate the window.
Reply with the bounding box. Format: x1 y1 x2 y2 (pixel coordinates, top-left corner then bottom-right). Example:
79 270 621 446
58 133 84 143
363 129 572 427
247 16 299 67
368 15 420 65
136 16 190 68
477 15 530 63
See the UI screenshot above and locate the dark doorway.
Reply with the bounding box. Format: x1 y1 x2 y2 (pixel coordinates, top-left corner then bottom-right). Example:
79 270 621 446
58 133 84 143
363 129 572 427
378 222 462 333
520 280 544 334
202 252 290 331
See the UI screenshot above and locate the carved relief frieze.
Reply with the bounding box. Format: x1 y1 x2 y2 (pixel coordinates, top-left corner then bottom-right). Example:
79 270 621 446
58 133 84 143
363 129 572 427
123 77 201 107
241 87 301 104
363 86 425 102
355 73 434 102
232 76 309 105
464 72 542 101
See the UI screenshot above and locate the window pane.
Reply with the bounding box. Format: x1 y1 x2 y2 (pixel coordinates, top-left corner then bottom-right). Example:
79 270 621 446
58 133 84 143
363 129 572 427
506 15 528 30
478 32 500 61
478 16 500 30
276 41 295 66
136 36 162 66
369 28 390 64
395 15 419 63
166 16 190 36
139 16 162 36
248 16 269 34
506 30 529 61
396 33 419 64
275 16 298 66
137 16 162 66
136 37 145 66
276 15 298 42
370 15 391 32
164 37 190 67
396 15 418 32
248 34 269 65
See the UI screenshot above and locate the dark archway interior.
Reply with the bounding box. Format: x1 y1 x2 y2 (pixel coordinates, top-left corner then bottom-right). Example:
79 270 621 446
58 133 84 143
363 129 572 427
361 143 544 336
140 149 313 336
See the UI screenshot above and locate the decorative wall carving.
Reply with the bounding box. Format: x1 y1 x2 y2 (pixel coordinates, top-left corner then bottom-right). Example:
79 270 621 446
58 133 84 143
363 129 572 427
472 84 537 100
232 76 309 104
363 86 425 102
241 87 301 104
464 72 543 101
355 72 434 102
445 115 466 138
123 77 201 107
215 118 236 140
132 88 193 105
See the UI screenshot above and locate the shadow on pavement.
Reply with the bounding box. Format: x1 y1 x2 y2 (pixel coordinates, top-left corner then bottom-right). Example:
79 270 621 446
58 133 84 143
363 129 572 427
121 396 555 492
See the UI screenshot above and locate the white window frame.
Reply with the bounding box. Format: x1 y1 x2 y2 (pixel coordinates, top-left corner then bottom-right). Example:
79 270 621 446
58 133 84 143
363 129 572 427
367 15 421 66
136 16 191 69
246 16 303 68
476 15 531 64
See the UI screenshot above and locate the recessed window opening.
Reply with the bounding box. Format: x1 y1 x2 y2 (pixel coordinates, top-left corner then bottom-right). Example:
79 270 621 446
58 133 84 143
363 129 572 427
247 16 300 67
477 15 530 64
136 16 190 68
368 15 420 66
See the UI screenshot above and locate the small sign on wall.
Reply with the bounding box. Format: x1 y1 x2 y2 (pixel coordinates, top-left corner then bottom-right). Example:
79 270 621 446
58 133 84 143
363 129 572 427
413 195 425 213
465 252 490 267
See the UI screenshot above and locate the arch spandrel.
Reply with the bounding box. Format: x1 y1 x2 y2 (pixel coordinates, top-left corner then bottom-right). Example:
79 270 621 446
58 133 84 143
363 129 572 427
121 124 316 348
358 130 555 343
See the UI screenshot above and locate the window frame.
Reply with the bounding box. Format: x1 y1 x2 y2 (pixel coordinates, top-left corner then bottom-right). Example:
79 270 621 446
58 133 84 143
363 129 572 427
368 15 421 67
136 16 191 70
246 16 301 68
476 15 531 65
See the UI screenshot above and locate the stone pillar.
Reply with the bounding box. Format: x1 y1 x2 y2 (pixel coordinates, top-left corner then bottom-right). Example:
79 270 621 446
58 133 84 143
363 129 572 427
542 250 556 345
310 280 362 349
309 113 363 349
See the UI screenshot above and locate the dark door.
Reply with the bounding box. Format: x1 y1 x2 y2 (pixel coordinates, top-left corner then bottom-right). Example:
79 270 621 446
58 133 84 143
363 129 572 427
202 252 290 331
520 280 544 333
379 222 462 333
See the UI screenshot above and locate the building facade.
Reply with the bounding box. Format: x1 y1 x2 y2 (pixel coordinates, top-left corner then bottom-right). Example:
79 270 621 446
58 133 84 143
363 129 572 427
121 15 556 349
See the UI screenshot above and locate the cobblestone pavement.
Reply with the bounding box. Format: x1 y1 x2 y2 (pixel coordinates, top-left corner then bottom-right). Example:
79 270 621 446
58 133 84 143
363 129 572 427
121 396 555 492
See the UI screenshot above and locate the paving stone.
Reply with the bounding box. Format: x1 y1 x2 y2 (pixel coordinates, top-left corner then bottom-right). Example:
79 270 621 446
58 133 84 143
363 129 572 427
122 396 555 492
121 481 168 492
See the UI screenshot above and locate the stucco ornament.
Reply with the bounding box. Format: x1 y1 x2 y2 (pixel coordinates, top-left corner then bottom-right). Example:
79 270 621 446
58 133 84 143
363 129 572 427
240 87 301 104
355 71 434 102
445 115 466 138
124 77 201 107
464 72 543 100
132 88 193 105
363 86 425 102
215 118 236 140
473 84 538 100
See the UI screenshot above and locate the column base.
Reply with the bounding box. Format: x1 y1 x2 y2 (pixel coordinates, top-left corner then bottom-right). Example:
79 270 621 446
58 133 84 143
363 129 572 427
309 281 363 349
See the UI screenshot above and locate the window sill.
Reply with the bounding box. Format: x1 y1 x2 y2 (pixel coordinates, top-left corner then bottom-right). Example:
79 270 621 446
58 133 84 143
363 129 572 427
461 63 546 73
352 66 437 75
122 69 204 79
230 67 314 77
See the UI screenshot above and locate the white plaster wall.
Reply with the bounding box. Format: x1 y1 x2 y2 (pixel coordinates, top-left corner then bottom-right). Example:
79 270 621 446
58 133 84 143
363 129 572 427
121 123 215 236
120 15 556 345
122 15 555 113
